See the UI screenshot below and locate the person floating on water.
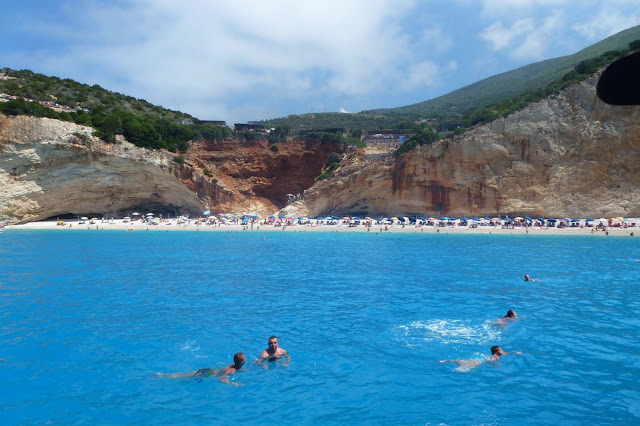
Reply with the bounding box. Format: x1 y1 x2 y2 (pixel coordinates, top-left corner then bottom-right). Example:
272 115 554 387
524 274 535 282
258 336 290 368
440 346 521 370
156 352 245 386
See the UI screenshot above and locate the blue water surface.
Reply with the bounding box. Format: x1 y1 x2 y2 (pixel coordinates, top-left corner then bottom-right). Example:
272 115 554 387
1 229 639 424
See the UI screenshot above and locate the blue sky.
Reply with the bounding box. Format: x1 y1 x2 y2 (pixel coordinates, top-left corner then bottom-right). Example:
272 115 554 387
2 1 639 123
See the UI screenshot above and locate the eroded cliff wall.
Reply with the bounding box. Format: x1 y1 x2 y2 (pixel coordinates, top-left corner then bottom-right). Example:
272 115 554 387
287 75 640 218
0 115 206 224
0 115 342 225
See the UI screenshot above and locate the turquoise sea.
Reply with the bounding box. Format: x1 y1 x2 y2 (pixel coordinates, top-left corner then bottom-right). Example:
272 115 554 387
1 229 639 424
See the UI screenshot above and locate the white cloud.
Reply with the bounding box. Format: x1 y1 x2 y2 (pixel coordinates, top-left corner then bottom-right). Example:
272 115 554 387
480 11 564 60
401 61 440 90
572 8 640 40
19 0 456 121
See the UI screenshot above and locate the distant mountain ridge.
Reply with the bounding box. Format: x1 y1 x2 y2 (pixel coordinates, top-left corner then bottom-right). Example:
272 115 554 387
366 25 640 118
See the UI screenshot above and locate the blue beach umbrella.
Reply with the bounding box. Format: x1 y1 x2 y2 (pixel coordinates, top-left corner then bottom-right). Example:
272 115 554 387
203 211 211 216
547 218 557 222
586 218 595 222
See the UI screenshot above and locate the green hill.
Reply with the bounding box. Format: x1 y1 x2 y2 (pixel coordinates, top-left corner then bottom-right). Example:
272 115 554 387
264 25 640 131
0 68 231 151
367 25 640 118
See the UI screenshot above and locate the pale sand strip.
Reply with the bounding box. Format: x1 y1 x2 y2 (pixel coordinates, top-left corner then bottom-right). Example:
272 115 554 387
5 220 636 235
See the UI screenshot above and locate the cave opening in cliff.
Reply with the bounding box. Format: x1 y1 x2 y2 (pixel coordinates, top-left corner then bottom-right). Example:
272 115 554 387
43 203 194 221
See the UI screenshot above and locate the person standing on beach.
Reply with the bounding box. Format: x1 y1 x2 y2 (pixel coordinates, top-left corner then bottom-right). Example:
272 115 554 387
258 336 290 367
157 352 245 386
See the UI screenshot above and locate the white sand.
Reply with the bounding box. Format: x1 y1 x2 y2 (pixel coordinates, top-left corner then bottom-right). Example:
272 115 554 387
5 219 635 236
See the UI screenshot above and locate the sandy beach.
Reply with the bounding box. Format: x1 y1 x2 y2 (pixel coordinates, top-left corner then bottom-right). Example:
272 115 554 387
5 219 636 236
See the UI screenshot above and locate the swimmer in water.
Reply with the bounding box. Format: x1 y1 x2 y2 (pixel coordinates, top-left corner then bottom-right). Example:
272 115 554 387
258 336 290 368
504 310 517 319
440 346 521 370
496 310 518 326
524 274 535 282
156 352 245 386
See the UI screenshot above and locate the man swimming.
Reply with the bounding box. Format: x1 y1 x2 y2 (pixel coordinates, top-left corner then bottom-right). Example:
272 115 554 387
496 310 518 326
524 274 535 281
440 346 521 370
258 336 290 368
157 352 245 386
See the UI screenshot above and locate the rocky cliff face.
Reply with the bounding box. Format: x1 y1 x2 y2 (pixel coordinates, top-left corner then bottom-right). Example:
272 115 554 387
0 116 204 224
0 115 341 225
285 75 640 218
3 74 638 225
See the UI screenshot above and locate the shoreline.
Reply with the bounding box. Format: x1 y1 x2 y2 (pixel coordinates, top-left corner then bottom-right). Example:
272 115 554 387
4 220 636 236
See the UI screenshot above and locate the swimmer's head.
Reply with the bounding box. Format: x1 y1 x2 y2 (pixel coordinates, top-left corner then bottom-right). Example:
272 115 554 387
524 274 531 281
506 310 517 318
268 336 279 349
234 353 245 367
491 346 504 357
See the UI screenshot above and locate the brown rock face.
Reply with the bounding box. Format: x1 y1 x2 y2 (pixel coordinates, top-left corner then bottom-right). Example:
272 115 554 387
287 75 640 218
0 114 342 224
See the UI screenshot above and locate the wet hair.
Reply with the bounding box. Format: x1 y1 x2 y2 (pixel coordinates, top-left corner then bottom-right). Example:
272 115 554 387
234 353 245 365
268 336 278 341
506 310 516 318
491 346 502 355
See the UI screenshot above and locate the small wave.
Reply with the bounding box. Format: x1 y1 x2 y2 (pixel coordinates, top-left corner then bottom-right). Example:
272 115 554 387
392 319 501 346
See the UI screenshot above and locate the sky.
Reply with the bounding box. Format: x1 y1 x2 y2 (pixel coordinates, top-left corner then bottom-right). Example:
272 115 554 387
2 0 639 124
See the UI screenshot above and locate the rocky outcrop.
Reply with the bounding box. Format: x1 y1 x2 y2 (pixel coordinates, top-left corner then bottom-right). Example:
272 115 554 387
286 74 640 218
0 115 342 225
0 116 205 224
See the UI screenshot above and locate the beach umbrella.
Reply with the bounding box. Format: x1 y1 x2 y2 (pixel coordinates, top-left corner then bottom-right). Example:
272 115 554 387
514 216 523 221
460 217 469 221
365 217 373 221
428 217 437 221
81 216 88 220
418 217 426 221
491 218 501 222
342 216 351 220
586 218 595 222
391 217 399 220
132 212 140 216
571 218 580 222
547 218 557 222
146 213 154 216
123 216 131 219
203 211 211 216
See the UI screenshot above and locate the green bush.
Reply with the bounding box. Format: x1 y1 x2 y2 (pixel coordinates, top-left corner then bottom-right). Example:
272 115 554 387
203 168 213 177
173 155 185 164
270 144 279 153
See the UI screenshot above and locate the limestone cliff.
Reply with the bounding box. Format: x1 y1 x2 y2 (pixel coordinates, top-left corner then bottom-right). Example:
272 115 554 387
285 74 640 218
0 115 342 225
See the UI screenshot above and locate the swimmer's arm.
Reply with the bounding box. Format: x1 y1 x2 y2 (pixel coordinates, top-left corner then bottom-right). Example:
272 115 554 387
257 351 269 369
282 349 291 366
218 368 240 386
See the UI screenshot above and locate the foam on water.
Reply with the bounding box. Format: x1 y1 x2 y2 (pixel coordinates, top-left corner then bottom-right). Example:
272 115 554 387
392 319 503 346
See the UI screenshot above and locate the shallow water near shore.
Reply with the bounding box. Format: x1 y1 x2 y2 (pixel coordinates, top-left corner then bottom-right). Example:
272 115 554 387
1 230 639 424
